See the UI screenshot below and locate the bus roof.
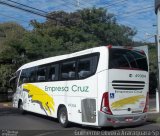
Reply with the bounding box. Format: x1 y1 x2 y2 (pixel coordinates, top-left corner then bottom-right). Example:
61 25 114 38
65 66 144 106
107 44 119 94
17 47 95 71
17 46 143 71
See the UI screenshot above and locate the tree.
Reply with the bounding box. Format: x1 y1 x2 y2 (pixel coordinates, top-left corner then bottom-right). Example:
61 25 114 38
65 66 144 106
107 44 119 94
0 23 27 90
0 23 27 66
0 8 137 91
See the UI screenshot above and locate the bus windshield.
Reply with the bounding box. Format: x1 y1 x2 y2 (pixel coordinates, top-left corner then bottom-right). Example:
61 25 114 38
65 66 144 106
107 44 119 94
109 48 148 71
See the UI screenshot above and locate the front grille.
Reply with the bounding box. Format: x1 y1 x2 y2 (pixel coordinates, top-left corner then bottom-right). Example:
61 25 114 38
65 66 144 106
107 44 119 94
112 80 145 90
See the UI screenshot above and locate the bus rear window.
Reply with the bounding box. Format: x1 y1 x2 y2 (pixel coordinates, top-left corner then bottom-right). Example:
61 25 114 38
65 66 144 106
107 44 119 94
109 48 148 71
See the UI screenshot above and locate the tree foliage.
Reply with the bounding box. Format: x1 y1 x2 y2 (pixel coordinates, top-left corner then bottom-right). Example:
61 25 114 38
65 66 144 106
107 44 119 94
0 8 138 90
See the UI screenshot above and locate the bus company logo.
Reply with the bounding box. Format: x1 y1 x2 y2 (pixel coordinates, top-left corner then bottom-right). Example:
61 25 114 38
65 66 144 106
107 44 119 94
129 74 133 78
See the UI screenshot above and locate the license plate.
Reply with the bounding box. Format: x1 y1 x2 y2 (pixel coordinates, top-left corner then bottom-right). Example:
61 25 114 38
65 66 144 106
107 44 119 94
125 117 133 122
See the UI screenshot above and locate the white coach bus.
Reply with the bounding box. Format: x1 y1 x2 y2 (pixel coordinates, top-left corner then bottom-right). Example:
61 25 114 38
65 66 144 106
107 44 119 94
12 46 149 128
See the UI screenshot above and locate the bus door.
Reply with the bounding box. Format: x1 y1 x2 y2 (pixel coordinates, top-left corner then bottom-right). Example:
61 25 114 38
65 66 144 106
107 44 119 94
17 70 29 110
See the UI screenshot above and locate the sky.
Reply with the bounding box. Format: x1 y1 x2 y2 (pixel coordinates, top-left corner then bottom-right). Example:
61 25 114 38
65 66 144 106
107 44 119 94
0 0 157 42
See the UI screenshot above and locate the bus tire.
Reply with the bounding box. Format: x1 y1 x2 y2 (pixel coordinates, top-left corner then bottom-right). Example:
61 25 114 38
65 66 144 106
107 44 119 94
18 100 25 114
58 107 70 128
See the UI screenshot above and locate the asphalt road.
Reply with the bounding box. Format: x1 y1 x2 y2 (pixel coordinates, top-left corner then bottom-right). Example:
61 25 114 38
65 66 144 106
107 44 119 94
0 108 160 136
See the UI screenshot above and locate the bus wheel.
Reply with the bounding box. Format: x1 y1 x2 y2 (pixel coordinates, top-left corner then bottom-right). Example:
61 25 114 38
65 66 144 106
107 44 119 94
58 107 69 127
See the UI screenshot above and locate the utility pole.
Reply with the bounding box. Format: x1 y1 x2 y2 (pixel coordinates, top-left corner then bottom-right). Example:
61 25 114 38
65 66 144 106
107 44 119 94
155 0 160 112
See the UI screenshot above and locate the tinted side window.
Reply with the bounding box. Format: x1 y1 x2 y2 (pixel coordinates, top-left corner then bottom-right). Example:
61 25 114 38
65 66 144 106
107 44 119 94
61 61 76 80
28 67 36 82
19 69 28 86
48 64 59 81
36 66 47 82
19 67 36 85
78 56 98 79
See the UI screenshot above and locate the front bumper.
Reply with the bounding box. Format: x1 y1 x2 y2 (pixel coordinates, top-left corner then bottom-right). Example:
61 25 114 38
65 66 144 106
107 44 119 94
98 111 147 127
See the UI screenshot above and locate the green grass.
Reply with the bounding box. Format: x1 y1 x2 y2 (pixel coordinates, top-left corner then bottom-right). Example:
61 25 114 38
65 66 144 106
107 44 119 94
147 113 160 123
156 117 160 123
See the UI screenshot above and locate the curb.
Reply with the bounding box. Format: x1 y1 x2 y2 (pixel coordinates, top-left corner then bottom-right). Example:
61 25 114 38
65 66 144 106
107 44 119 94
147 112 160 123
0 102 12 108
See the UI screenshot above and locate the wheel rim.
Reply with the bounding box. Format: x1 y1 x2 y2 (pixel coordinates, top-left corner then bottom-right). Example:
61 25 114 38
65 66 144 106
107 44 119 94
60 112 66 124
